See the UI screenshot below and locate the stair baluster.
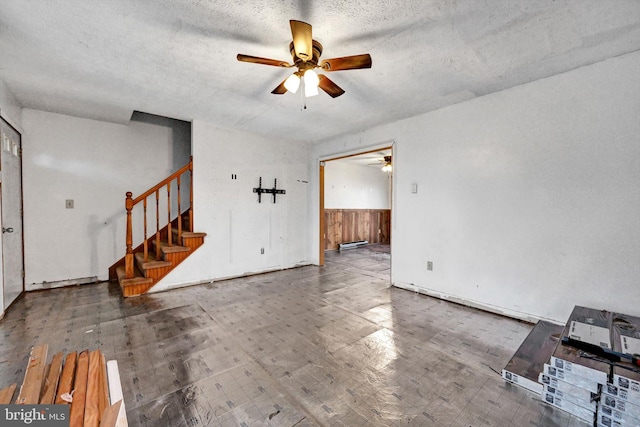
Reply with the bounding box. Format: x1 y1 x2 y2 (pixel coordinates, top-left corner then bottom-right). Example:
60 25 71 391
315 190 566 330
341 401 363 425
189 159 194 232
155 190 160 260
143 198 148 261
167 184 172 247
177 175 182 244
125 192 134 278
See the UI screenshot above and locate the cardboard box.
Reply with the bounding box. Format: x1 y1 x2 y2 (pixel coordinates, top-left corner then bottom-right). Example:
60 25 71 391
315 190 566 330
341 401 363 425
598 421 622 427
611 312 640 406
602 392 640 420
502 320 564 394
597 415 623 427
539 373 597 401
612 373 640 402
551 306 612 385
542 391 595 423
599 403 640 426
606 382 640 406
539 374 597 410
543 363 600 393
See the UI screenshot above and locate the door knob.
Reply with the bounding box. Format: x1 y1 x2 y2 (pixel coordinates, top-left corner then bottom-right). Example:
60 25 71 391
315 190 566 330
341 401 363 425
2 227 13 233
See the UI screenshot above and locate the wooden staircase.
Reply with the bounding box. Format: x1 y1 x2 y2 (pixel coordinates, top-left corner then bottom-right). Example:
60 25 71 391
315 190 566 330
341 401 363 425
108 158 206 297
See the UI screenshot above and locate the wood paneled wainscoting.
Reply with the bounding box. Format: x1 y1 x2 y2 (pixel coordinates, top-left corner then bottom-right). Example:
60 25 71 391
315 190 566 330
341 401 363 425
324 209 391 250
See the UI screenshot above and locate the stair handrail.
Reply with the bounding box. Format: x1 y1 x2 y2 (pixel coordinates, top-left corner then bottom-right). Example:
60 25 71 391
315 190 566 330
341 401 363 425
124 157 193 279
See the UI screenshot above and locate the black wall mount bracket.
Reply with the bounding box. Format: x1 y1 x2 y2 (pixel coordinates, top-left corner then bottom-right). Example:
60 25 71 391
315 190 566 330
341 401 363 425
253 177 286 203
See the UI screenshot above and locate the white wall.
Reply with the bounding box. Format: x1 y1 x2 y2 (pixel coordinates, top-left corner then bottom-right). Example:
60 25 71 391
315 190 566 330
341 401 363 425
0 79 22 128
152 121 311 292
324 161 391 209
22 109 190 289
312 51 640 323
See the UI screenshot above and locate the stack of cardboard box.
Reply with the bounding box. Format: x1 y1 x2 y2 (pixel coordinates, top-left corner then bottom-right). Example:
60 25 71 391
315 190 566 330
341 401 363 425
503 306 640 427
598 312 640 427
502 320 564 395
542 306 610 423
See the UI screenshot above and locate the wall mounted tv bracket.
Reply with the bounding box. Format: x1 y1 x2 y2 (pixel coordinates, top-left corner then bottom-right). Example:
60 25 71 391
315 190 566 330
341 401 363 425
253 177 286 203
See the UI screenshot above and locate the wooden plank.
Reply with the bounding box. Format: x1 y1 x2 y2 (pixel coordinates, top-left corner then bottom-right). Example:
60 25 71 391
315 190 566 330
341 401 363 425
98 352 110 420
84 350 102 427
325 208 395 248
55 351 77 404
0 383 17 404
334 211 343 248
69 350 89 427
360 210 370 241
40 351 64 404
16 344 48 404
99 400 122 427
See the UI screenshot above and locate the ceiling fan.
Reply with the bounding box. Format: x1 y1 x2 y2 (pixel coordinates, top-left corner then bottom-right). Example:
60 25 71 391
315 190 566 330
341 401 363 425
237 20 372 98
366 153 392 172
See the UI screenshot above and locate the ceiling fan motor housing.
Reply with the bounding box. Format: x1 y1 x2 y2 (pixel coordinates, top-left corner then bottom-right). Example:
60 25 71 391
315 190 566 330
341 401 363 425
289 40 323 70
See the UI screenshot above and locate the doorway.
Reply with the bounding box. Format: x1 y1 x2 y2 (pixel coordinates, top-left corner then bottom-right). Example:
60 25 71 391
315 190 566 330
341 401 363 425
1 117 24 312
319 146 393 267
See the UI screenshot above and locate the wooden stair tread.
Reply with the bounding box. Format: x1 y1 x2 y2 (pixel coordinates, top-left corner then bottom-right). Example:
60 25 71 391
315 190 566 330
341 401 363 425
134 252 172 270
155 241 191 253
171 229 207 239
115 266 153 286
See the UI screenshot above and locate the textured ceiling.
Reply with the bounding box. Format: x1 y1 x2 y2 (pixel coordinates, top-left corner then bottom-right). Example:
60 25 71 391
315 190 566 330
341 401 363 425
1 1 639 143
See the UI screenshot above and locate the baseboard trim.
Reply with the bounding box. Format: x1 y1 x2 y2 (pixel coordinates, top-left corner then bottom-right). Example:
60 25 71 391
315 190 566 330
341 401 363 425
26 276 99 291
392 281 562 325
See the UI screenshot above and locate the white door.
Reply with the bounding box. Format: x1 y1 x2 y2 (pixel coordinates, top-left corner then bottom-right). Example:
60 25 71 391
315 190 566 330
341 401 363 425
1 117 24 310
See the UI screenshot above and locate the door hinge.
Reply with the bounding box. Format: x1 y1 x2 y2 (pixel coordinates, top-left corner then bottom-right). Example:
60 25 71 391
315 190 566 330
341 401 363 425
22 270 25 278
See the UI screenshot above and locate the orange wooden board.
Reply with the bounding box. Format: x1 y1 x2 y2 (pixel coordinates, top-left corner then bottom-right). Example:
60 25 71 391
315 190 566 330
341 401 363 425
69 350 89 427
55 351 78 404
40 351 64 404
0 383 17 404
84 350 102 427
98 352 110 418
16 344 48 404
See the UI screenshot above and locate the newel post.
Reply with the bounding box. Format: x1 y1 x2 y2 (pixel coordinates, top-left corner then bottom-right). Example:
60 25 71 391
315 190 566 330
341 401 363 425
189 156 194 232
125 191 134 279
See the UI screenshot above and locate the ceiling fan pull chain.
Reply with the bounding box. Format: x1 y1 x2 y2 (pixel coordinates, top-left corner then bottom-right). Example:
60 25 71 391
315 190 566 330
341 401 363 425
301 80 307 110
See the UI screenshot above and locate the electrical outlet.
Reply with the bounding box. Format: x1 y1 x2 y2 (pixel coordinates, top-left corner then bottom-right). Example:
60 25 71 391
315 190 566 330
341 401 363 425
65 199 74 209
427 261 433 271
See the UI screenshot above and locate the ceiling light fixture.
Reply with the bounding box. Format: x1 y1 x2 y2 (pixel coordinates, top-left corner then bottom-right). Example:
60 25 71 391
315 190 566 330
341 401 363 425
381 156 392 172
283 73 301 93
303 69 319 97
237 20 372 99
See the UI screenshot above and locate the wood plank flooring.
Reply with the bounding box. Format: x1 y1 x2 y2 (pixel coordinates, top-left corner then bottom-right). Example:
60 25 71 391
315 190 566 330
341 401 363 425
0 245 589 426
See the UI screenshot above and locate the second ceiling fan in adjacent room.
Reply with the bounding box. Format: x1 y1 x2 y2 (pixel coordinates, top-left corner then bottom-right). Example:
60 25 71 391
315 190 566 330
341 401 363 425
237 20 372 98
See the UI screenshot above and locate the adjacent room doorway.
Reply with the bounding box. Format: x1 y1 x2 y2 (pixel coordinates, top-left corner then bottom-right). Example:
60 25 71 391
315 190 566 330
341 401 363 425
319 146 393 267
1 117 24 312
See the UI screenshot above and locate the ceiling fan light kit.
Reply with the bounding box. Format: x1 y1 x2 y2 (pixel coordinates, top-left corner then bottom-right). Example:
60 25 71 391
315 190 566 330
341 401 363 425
237 19 372 100
284 73 301 93
382 156 392 172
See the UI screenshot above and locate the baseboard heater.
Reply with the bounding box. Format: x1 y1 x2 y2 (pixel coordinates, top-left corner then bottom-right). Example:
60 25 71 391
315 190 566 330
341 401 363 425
339 240 368 250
